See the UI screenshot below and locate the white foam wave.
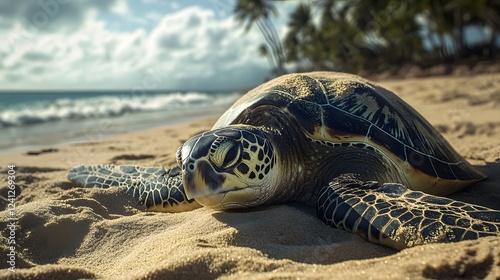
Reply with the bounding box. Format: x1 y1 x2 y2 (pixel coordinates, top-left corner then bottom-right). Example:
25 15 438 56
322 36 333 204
0 92 240 128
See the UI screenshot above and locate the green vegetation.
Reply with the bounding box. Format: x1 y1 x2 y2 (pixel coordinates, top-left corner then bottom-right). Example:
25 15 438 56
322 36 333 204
234 0 500 75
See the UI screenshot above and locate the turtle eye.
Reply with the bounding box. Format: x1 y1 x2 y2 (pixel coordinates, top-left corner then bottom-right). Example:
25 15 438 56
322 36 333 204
210 138 242 170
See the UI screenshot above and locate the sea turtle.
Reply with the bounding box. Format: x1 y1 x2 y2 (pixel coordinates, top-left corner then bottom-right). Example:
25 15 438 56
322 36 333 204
68 72 500 250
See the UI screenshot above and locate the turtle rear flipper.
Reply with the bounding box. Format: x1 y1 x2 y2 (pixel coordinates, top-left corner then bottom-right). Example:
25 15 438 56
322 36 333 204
317 175 500 250
67 165 201 212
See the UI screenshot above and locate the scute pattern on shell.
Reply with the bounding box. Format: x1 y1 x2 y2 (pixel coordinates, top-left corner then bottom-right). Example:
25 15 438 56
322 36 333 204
214 72 486 184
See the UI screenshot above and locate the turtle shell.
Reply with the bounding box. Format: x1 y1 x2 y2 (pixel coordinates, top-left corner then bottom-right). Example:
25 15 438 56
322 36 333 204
213 72 486 195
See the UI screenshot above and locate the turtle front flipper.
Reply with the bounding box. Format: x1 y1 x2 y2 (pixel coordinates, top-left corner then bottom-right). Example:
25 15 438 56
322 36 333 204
317 175 500 250
67 165 201 212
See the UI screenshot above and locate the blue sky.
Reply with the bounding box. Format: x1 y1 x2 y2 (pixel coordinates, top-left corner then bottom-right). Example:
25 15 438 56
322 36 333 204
0 0 295 91
3 1 489 92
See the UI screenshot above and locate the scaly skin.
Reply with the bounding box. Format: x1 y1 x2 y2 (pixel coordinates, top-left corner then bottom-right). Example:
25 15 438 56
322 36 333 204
317 175 500 250
67 165 201 212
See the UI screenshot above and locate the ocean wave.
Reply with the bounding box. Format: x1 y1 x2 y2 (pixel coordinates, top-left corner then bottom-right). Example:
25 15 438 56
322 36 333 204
0 92 240 128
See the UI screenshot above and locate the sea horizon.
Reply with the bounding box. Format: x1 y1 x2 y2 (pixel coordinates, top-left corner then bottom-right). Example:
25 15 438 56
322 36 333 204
0 90 242 154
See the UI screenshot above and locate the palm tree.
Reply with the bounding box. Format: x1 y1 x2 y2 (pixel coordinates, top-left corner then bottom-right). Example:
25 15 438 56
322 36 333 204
234 0 277 31
445 0 500 58
234 0 499 75
284 3 315 65
234 0 286 75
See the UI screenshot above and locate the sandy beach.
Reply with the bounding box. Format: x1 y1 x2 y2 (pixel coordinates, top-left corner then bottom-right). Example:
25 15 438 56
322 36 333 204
1 72 499 279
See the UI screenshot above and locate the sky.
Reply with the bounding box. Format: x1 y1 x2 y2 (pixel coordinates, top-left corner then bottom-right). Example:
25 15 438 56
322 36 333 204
3 1 490 92
0 0 296 91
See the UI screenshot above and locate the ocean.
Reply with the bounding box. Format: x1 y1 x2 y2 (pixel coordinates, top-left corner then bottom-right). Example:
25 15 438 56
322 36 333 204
0 90 242 154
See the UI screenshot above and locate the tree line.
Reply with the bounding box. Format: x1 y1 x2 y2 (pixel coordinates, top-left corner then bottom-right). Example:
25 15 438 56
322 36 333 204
234 0 500 76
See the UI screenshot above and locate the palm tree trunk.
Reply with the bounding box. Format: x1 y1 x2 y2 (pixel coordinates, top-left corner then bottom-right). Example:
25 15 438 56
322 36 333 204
454 7 464 59
256 18 287 75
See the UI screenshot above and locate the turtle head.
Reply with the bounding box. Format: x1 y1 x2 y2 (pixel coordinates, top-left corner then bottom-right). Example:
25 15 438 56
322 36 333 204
176 126 278 210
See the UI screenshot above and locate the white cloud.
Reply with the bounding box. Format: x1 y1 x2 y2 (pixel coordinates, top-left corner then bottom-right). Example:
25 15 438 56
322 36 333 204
145 11 163 22
141 0 163 3
0 4 271 91
146 6 270 90
170 2 181 10
111 0 130 16
0 0 119 33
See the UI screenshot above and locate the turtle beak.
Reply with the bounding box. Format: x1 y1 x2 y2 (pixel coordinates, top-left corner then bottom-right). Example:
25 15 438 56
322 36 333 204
182 159 253 209
182 159 226 200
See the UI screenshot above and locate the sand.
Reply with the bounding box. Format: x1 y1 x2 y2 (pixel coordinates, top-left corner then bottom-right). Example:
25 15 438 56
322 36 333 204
1 72 499 279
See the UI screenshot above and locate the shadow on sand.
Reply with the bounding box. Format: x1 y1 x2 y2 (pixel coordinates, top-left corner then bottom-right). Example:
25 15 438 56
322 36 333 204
212 161 499 264
450 161 500 210
212 204 396 265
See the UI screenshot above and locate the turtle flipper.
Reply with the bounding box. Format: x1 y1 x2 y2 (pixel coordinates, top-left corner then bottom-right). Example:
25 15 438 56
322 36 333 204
317 175 500 250
67 165 201 212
